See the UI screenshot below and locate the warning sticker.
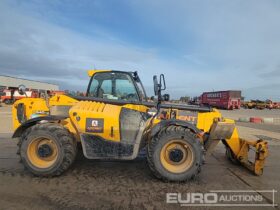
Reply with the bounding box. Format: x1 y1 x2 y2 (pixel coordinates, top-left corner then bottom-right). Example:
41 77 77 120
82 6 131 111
86 118 104 133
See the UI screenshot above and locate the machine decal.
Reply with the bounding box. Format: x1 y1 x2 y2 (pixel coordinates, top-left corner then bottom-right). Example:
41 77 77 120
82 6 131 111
86 118 104 133
178 111 198 125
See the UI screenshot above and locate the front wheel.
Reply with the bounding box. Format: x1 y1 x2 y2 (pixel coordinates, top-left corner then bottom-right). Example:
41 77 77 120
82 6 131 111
19 123 77 176
147 126 203 181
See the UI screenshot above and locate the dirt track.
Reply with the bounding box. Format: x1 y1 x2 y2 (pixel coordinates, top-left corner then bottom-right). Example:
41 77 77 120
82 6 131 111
0 105 279 209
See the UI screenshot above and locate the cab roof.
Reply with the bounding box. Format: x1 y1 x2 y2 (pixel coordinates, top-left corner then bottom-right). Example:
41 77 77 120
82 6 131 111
87 70 111 77
87 70 136 77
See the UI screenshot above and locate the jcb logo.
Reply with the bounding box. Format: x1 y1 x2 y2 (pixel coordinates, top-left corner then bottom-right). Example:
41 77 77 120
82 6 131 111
86 118 104 133
91 120 98 127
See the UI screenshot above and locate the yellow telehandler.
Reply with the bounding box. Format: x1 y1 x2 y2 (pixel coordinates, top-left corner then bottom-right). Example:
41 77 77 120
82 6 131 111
11 70 268 181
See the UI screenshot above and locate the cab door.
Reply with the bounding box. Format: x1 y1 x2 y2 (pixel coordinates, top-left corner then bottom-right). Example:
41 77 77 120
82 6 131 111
75 71 150 159
86 71 150 141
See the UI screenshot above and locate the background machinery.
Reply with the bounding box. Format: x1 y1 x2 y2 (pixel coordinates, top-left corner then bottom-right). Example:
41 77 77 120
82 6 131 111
11 70 268 181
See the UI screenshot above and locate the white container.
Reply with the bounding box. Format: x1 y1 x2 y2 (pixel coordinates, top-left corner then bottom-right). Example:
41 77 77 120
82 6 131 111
262 118 274 124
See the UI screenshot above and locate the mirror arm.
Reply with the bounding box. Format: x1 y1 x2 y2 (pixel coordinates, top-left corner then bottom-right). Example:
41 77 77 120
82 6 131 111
156 84 162 111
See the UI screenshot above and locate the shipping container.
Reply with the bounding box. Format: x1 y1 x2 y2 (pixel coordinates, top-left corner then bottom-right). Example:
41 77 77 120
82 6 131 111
200 90 241 110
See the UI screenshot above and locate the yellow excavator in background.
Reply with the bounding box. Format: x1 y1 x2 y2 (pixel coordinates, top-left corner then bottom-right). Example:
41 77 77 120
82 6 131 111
11 70 268 181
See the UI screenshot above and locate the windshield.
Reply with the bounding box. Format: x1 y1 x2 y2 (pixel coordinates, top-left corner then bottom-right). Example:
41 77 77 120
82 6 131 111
88 72 140 101
135 80 147 101
131 71 147 102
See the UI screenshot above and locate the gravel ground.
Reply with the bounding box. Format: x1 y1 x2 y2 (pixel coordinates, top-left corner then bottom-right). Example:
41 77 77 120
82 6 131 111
237 122 280 133
220 108 280 121
0 105 279 209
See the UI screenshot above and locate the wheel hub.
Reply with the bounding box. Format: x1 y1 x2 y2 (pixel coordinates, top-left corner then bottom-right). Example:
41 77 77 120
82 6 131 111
27 137 58 168
160 139 194 173
169 149 184 162
38 144 53 158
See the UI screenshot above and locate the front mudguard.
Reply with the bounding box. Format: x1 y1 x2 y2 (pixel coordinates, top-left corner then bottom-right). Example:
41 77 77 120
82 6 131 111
150 119 202 138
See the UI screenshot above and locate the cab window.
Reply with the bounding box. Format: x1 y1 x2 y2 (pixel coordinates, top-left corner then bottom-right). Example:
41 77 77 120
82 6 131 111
100 80 112 94
88 72 139 101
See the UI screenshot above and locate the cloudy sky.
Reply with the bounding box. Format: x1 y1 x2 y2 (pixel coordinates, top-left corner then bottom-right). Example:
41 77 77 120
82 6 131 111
0 0 279 100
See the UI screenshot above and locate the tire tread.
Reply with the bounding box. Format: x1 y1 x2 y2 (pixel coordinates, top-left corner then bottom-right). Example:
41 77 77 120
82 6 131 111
147 125 204 181
18 123 77 177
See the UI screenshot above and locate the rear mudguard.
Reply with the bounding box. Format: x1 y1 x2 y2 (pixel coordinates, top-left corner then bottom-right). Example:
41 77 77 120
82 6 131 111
12 115 67 138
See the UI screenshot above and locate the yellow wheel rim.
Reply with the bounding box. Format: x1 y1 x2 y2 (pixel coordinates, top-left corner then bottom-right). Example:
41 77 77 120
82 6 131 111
27 137 58 168
160 139 194 173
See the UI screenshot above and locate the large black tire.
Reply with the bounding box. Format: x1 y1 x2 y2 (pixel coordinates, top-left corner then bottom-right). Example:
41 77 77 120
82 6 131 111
147 125 203 181
18 123 77 176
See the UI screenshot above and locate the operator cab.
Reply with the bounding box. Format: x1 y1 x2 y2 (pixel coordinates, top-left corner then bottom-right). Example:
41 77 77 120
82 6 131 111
86 71 147 102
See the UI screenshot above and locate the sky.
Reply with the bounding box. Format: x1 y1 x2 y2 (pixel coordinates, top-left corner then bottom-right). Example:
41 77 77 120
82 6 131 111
0 0 280 100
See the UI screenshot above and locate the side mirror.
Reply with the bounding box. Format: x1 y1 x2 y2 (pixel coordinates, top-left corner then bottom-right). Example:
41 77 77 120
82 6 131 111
153 74 167 96
162 94 170 101
153 75 159 96
18 85 26 95
159 74 166 91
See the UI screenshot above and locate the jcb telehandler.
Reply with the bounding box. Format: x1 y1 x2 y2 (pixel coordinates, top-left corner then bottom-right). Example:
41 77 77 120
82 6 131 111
12 70 268 181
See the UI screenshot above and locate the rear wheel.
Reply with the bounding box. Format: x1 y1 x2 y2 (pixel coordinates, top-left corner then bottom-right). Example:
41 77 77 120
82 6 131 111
19 123 77 176
147 126 203 181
